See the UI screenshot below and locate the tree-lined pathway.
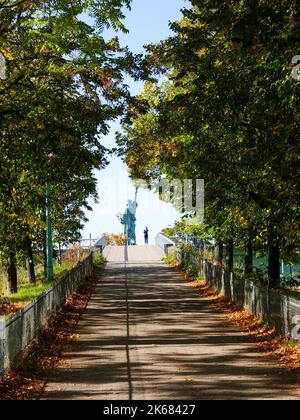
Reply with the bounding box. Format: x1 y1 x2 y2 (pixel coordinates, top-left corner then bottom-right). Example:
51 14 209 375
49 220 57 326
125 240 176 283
43 246 299 400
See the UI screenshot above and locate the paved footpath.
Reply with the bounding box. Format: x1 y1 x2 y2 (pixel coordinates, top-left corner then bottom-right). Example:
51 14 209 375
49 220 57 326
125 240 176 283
43 246 300 400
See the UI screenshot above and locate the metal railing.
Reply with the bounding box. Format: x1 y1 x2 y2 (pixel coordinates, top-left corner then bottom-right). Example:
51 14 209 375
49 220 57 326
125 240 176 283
178 247 300 342
155 233 176 255
0 253 93 377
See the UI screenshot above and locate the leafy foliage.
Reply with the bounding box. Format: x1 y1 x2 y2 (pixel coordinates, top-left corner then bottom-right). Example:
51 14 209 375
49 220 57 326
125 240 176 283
93 252 107 267
119 0 300 286
104 233 127 245
0 0 135 291
162 219 213 243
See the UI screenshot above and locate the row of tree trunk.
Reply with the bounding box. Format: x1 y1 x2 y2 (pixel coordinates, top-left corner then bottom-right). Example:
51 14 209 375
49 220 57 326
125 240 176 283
7 237 36 295
214 239 281 287
7 239 65 295
6 237 281 293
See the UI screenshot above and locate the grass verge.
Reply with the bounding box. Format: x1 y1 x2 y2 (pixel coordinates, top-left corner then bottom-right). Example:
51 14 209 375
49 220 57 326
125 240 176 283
0 271 98 400
0 263 79 316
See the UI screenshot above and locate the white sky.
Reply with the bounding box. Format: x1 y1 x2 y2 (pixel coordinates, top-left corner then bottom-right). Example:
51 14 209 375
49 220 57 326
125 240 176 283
81 0 186 244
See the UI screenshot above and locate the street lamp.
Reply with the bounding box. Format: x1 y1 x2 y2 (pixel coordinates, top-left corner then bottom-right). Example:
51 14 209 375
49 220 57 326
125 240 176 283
46 181 53 281
45 153 54 282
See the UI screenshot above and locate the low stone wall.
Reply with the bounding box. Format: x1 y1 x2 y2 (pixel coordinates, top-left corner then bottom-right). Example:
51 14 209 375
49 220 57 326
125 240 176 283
0 253 93 377
179 248 300 342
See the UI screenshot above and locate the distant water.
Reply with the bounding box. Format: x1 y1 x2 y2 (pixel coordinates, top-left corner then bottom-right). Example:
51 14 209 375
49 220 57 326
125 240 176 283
233 250 300 277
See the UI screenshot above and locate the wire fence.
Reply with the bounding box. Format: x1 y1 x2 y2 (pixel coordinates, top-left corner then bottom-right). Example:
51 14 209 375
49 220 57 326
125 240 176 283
0 253 93 378
179 247 300 342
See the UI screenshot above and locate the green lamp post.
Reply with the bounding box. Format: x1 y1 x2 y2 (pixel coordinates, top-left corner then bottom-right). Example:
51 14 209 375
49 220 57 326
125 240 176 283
46 182 53 282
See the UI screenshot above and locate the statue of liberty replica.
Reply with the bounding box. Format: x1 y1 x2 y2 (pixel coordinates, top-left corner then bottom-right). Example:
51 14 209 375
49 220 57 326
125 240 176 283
118 189 138 246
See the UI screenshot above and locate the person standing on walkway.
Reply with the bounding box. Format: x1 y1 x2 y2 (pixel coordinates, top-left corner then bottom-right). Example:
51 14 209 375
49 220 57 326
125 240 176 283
144 227 149 245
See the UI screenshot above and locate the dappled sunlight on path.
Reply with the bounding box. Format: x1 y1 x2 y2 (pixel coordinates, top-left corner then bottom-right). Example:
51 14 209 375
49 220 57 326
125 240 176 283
43 247 299 400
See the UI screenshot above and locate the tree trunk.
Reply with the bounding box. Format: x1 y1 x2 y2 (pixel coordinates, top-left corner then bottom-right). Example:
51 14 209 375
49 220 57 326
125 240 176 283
245 241 253 274
268 240 280 288
214 240 223 264
7 253 18 295
26 237 36 284
226 239 234 271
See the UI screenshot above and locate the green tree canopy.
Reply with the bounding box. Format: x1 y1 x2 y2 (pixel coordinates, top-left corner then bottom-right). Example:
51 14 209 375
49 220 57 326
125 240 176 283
119 0 300 286
0 0 139 291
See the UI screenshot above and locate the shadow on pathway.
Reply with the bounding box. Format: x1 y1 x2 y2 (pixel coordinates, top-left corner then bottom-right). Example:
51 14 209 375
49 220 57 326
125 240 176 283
43 257 300 400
